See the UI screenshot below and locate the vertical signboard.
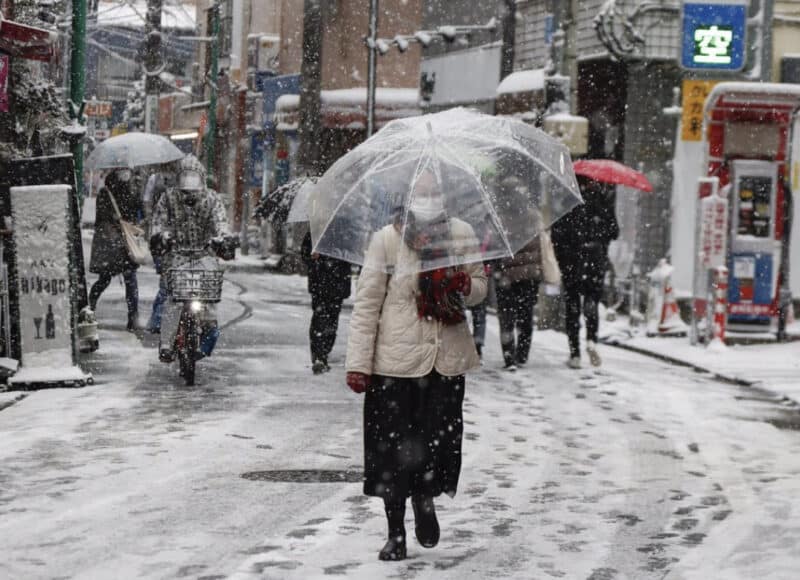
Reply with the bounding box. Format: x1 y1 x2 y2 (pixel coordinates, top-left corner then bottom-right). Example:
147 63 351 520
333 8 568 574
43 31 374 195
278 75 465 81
85 99 113 142
144 94 159 134
9 185 90 385
691 177 728 343
681 1 747 71
681 79 718 141
0 54 9 113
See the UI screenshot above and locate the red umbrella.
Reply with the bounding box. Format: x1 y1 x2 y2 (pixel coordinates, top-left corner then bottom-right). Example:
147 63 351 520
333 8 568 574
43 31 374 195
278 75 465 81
573 159 653 192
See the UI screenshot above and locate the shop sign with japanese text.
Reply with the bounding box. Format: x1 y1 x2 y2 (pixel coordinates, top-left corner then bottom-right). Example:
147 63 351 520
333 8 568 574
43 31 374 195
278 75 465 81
681 79 718 141
698 192 729 270
10 185 74 366
85 100 112 118
681 1 747 71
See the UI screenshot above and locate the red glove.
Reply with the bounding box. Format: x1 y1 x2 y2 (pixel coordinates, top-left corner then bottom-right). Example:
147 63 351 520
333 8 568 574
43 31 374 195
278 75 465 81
446 270 471 295
346 372 370 394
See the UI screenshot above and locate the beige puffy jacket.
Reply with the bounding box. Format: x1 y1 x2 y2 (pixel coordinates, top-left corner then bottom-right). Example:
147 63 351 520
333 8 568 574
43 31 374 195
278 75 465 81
346 220 488 378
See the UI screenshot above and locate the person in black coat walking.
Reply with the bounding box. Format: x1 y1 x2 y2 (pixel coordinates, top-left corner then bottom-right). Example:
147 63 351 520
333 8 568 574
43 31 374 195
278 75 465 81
88 169 143 332
301 231 352 374
551 176 619 368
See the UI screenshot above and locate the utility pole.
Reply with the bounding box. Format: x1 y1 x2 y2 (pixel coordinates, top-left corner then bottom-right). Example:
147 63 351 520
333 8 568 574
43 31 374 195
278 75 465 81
144 0 163 133
205 2 220 180
69 0 87 199
499 0 515 80
366 0 379 137
298 0 324 175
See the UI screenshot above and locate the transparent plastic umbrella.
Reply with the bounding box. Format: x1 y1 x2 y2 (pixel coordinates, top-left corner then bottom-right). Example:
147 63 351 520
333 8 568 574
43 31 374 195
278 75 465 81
286 178 318 223
309 107 583 273
85 132 185 170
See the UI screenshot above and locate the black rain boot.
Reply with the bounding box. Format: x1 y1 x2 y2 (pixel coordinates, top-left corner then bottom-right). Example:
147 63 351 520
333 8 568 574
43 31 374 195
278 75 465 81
379 500 407 561
412 494 440 548
127 311 141 333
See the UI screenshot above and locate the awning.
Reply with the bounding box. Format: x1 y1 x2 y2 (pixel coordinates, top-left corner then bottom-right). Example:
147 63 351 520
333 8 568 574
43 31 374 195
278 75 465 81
704 81 800 122
494 68 547 118
274 87 421 131
0 17 57 61
496 69 546 96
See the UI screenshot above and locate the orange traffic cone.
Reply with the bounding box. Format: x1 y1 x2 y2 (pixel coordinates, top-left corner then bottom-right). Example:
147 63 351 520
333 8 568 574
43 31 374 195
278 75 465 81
658 282 687 335
646 259 688 337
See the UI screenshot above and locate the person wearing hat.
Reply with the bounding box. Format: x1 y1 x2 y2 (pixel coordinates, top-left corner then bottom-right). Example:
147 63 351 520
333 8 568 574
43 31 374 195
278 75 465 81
149 155 235 362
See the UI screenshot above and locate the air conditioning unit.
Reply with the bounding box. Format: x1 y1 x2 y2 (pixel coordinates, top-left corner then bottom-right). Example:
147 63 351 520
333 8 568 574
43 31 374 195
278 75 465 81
781 56 800 84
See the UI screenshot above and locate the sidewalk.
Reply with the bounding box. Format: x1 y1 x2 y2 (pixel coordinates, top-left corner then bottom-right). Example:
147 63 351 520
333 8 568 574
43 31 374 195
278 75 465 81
600 315 800 404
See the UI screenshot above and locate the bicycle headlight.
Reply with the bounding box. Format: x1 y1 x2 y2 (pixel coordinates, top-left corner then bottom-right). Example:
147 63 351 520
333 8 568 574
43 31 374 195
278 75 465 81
190 300 203 313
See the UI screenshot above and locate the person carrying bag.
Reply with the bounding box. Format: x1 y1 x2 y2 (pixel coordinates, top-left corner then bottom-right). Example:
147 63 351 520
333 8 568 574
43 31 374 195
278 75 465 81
107 187 148 265
88 169 143 332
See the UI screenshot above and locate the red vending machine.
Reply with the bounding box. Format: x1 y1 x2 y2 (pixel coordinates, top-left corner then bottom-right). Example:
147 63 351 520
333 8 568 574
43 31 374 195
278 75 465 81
702 83 800 332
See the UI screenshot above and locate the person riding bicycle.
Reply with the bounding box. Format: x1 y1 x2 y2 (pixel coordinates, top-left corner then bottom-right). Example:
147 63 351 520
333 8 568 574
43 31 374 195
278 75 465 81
149 155 237 363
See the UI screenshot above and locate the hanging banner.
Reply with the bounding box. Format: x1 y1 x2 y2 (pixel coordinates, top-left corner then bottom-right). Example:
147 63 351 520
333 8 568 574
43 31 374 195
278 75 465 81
9 185 91 386
0 54 9 113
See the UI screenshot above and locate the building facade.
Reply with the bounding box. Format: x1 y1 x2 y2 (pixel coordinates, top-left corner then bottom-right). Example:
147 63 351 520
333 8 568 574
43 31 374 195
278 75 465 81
514 0 800 282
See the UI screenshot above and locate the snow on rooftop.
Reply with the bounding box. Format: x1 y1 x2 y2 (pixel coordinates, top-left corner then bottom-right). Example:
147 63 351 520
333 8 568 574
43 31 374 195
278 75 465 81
96 1 196 31
496 69 545 95
544 112 588 122
276 88 419 112
704 82 800 116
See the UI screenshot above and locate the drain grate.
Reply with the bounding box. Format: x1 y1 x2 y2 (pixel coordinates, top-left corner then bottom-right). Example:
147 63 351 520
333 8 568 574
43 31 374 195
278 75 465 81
241 469 363 483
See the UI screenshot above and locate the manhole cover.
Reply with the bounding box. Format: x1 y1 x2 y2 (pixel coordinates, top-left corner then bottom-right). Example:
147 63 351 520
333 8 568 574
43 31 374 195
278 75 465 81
241 470 363 483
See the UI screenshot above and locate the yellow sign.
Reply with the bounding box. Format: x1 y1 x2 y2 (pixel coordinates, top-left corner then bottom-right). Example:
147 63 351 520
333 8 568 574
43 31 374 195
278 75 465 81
111 124 128 137
681 79 719 141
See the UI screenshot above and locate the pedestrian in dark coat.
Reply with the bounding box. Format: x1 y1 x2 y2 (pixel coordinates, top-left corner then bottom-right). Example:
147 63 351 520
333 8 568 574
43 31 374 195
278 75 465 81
550 176 619 368
88 169 143 331
301 231 352 374
493 237 543 370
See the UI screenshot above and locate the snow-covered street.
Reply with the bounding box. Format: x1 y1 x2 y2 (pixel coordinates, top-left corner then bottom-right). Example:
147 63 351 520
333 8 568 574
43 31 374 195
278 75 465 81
2 267 800 580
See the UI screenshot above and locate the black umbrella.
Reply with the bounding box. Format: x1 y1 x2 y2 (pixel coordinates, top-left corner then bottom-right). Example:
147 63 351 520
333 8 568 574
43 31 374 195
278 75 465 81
254 177 317 224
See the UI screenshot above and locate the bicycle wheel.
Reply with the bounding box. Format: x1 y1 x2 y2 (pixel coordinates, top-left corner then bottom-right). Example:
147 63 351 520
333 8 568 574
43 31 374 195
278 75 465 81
179 315 197 386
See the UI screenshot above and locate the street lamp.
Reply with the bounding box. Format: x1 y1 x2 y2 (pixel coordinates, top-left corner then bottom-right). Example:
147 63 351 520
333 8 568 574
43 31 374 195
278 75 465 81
364 13 497 137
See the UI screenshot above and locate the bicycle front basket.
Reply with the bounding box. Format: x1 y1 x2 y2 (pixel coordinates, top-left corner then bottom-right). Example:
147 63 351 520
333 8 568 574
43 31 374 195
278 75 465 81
167 267 224 302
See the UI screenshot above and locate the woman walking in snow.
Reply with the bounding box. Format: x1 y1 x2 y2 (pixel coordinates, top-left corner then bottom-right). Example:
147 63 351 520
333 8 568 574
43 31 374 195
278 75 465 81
88 169 143 332
345 171 487 561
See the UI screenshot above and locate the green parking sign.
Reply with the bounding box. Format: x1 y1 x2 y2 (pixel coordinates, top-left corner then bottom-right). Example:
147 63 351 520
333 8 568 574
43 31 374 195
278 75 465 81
681 1 747 71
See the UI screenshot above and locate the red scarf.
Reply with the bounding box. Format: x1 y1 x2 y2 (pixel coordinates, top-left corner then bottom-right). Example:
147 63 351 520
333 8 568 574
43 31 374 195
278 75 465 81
417 267 466 325
402 213 466 325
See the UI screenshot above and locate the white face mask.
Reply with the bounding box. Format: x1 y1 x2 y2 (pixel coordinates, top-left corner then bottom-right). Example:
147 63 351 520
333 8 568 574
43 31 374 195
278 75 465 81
409 191 444 222
179 171 204 191
117 169 132 182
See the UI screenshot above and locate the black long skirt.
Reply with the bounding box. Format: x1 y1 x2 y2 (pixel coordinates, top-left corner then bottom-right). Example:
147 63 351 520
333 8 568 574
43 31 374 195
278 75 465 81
363 371 466 502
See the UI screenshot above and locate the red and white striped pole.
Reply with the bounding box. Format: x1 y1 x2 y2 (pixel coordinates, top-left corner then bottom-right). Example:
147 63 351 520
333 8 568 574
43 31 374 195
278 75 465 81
710 266 728 346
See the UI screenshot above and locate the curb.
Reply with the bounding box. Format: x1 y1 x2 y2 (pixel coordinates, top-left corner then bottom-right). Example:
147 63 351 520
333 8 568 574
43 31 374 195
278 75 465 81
602 338 756 388
604 339 800 409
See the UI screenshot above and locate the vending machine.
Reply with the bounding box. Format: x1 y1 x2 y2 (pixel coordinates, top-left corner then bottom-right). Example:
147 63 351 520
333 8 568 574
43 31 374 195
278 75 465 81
700 83 800 334
727 160 781 327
